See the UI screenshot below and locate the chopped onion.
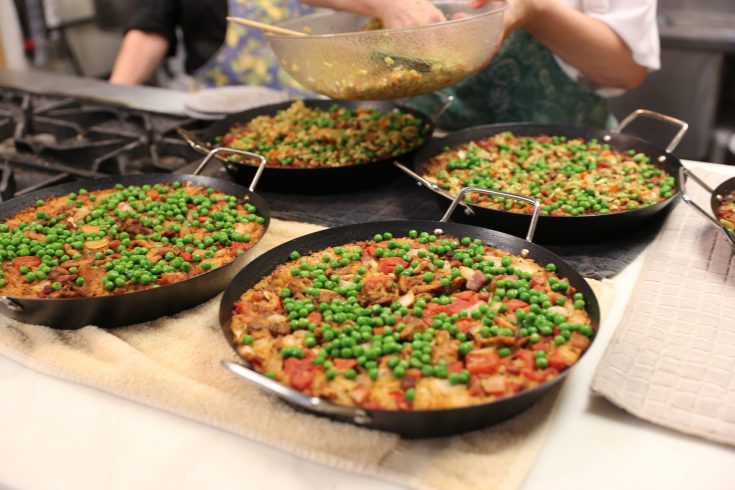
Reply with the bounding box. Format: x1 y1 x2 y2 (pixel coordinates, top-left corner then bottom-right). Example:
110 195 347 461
398 290 415 307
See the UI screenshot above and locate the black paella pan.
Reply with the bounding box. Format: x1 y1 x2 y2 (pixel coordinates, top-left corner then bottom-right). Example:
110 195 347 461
397 109 688 244
680 167 735 250
219 188 601 438
0 150 271 329
177 98 436 193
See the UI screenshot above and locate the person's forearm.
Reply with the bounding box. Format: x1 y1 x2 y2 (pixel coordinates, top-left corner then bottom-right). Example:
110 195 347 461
522 0 647 90
109 30 169 85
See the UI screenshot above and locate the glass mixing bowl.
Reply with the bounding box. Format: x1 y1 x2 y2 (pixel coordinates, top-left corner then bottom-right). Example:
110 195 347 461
267 0 507 100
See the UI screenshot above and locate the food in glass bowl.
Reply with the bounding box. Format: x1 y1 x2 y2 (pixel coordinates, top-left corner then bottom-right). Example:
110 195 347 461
266 1 507 100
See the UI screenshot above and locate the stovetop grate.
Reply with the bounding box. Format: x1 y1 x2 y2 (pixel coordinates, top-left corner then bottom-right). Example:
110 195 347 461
0 88 205 201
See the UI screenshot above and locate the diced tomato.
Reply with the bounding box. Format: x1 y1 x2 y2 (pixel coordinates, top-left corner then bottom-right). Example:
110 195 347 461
180 252 192 262
109 239 121 250
364 244 378 257
333 358 356 370
548 292 561 305
405 368 423 379
12 256 42 268
465 350 500 375
307 311 323 324
146 190 159 199
597 161 610 168
390 390 409 409
529 275 546 287
197 216 208 223
547 353 568 371
222 134 234 145
232 242 252 252
422 292 481 321
506 350 534 369
468 377 485 397
283 357 315 390
454 290 480 301
522 367 556 383
446 297 480 315
377 257 408 274
454 319 475 333
447 361 464 373
505 299 529 313
570 331 591 350
422 302 445 321
363 400 385 410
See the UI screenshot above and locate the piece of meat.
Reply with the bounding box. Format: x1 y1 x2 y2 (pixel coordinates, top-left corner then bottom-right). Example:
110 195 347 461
359 274 398 305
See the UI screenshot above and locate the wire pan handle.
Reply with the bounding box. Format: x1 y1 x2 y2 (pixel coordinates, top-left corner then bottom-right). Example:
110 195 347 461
192 147 267 193
222 361 372 424
440 186 541 243
679 167 735 249
614 109 688 153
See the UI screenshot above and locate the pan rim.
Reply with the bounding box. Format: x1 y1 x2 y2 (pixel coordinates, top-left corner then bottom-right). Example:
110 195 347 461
189 98 435 172
219 219 601 418
0 172 271 304
411 121 683 222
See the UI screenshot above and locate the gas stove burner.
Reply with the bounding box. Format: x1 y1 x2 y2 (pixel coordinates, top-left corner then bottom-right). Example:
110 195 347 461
0 88 205 201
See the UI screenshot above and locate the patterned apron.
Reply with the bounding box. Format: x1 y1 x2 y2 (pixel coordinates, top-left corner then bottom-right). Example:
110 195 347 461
410 29 612 129
193 0 314 96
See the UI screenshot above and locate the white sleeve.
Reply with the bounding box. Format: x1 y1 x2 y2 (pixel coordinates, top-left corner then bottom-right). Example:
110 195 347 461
554 0 661 96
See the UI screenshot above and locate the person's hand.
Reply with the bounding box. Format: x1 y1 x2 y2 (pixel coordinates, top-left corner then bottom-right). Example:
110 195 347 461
368 0 446 28
468 0 543 36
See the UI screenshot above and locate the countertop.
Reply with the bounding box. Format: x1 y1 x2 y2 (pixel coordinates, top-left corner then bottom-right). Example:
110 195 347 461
0 159 733 490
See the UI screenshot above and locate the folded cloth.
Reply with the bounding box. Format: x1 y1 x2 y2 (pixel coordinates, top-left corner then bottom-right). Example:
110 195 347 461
592 169 735 447
0 218 613 490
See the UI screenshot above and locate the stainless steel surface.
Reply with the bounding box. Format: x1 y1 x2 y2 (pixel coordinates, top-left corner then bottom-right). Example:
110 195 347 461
222 361 372 425
0 68 189 116
440 186 541 242
614 109 689 153
658 0 735 52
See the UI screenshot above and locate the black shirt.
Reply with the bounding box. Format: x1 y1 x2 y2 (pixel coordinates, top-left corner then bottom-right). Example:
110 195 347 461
126 0 227 74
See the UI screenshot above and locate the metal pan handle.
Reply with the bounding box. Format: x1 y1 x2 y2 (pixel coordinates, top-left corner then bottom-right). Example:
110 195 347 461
0 296 23 312
393 162 475 216
177 127 209 155
679 167 735 247
192 147 267 193
613 109 688 153
429 90 455 125
222 361 372 425
440 186 541 243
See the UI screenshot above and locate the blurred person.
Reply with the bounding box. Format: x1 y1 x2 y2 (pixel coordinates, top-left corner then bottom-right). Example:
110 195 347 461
303 0 659 129
109 0 313 95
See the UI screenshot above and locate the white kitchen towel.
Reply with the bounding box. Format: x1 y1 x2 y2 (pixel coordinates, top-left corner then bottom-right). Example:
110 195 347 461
0 218 614 490
592 169 735 446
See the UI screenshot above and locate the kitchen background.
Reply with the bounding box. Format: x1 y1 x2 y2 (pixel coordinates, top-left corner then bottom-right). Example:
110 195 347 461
1 0 734 164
